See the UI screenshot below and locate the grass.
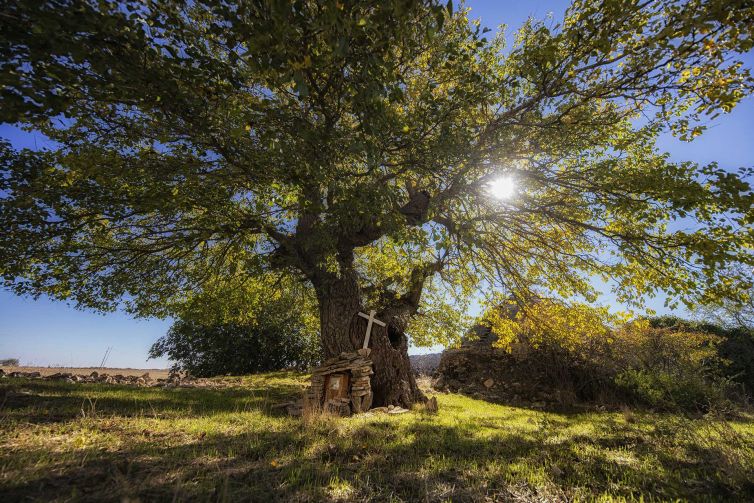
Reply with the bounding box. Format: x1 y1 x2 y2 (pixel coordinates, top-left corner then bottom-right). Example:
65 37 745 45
1 373 753 502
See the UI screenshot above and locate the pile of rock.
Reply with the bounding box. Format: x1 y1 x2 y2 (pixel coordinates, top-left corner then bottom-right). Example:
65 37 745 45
433 322 562 409
302 348 374 416
0 369 237 389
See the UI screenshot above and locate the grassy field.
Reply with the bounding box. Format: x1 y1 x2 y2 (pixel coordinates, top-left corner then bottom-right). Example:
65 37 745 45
1 373 753 502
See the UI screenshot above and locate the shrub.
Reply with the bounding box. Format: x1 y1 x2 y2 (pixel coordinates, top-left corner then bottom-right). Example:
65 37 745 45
150 318 320 377
483 302 740 411
149 275 321 377
0 358 19 366
484 300 622 403
597 322 733 411
614 368 730 412
648 316 754 397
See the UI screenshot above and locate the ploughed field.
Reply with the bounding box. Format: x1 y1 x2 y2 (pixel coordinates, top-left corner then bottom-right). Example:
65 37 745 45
1 372 753 502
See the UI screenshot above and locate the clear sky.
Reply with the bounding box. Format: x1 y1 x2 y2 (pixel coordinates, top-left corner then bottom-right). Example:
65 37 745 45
1 0 753 367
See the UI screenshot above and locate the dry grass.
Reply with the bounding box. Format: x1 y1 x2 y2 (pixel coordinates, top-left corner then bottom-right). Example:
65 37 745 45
1 372 753 502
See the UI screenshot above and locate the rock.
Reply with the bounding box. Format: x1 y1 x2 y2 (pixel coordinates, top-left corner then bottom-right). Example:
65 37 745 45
285 399 305 417
388 407 409 414
141 372 150 380
483 378 494 389
370 407 389 413
425 396 438 413
362 391 373 411
550 465 563 477
446 379 461 391
90 371 99 378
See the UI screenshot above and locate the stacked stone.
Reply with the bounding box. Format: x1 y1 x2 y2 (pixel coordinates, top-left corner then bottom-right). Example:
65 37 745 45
349 363 373 413
305 348 374 416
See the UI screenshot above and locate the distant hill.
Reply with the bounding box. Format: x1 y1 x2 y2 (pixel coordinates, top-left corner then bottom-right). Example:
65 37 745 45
409 353 442 375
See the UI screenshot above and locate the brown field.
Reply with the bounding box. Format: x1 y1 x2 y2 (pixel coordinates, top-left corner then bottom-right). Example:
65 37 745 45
0 366 170 379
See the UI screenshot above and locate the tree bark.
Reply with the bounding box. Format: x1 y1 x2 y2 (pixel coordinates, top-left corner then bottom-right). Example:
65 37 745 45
313 268 425 408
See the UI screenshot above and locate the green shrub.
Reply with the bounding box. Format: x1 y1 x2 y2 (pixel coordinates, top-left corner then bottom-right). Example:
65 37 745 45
648 316 754 397
483 303 743 411
610 323 732 412
615 368 731 412
150 318 321 377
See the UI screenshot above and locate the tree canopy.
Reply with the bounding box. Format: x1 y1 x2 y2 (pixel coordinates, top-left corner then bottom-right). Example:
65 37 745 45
2 0 753 353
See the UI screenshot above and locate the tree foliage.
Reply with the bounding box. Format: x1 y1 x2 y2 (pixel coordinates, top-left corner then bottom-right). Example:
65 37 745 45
150 318 320 377
480 301 739 410
1 0 753 351
648 315 754 396
149 273 321 376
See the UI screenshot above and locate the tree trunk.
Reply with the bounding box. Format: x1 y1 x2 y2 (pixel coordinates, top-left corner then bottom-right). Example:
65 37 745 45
313 269 425 408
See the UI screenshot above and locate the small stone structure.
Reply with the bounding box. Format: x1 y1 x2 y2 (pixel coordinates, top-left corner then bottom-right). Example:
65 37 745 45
306 348 374 416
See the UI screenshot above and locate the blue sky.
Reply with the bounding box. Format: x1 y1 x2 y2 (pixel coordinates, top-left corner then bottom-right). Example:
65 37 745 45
1 0 753 367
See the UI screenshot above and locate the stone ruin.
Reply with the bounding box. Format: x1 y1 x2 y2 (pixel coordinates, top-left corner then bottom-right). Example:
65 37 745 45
305 348 374 416
433 307 562 409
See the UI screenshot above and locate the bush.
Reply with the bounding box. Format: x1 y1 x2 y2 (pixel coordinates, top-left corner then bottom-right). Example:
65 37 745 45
648 316 754 397
614 369 730 412
0 358 19 366
609 323 731 411
149 275 322 377
484 302 741 411
150 318 321 377
484 301 621 403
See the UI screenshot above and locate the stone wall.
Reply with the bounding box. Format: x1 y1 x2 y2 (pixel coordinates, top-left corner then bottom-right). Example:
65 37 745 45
306 348 374 416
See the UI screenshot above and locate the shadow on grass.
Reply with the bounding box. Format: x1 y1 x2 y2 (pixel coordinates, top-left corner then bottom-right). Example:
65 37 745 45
0 377 303 423
2 380 753 502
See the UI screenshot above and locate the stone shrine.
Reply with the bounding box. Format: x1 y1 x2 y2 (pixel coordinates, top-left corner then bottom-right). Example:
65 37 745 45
306 348 374 416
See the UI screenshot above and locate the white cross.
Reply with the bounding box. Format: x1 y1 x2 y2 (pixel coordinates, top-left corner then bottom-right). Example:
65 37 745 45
357 310 386 349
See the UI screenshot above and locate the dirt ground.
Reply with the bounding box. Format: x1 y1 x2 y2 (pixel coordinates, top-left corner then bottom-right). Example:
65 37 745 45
0 366 170 379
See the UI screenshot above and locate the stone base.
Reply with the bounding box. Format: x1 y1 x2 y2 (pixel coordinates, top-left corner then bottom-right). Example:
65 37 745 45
305 349 374 416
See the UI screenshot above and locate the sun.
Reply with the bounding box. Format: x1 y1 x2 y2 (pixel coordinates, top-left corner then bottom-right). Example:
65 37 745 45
487 176 516 200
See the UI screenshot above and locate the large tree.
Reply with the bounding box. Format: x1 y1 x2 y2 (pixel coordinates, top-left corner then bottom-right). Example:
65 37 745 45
2 0 753 406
